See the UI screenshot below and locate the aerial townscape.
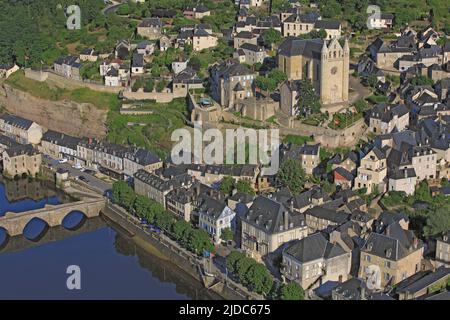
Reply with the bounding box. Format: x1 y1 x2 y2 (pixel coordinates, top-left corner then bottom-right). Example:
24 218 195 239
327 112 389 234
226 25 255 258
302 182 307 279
0 0 449 302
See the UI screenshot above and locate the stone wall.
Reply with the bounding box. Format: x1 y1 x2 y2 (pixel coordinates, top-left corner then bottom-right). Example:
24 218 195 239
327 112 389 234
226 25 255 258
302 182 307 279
0 85 108 138
123 90 185 103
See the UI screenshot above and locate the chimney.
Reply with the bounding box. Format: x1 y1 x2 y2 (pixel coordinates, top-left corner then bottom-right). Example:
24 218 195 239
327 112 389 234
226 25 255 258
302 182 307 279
404 168 408 178
196 184 201 196
284 211 289 230
289 199 294 212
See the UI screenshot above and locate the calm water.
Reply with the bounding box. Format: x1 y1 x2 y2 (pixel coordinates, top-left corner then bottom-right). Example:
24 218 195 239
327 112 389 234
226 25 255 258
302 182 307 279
0 179 216 300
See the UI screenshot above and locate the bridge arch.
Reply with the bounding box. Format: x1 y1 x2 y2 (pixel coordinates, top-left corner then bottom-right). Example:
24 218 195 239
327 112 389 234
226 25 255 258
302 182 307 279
61 211 87 231
23 217 49 241
0 227 9 250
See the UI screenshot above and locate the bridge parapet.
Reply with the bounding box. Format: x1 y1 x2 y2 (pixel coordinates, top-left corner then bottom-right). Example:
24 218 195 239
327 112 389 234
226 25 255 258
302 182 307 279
0 198 106 237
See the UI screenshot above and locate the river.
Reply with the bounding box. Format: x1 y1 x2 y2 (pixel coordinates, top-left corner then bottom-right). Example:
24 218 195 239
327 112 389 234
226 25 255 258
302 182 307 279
0 178 216 300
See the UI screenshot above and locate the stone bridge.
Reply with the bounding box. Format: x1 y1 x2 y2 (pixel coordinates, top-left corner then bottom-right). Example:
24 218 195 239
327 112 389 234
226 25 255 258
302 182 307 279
0 216 106 254
0 197 106 237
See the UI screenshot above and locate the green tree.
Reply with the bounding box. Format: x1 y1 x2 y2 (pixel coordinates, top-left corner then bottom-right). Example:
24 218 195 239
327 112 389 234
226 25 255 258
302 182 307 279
220 176 236 195
154 211 173 231
411 75 434 86
280 282 305 300
236 180 255 195
278 158 306 194
235 256 255 284
295 80 322 116
424 204 450 236
144 79 154 92
414 181 432 203
368 74 378 88
245 263 273 295
172 219 192 242
255 69 287 92
112 181 135 210
133 195 153 218
262 28 283 49
188 229 214 255
226 250 246 273
220 227 234 242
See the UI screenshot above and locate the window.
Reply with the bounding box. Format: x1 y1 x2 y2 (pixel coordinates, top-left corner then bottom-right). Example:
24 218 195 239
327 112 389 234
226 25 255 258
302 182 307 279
384 261 391 268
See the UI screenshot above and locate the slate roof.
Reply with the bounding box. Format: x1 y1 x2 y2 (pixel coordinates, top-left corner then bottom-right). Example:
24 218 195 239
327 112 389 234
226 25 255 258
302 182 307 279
132 54 144 68
41 130 82 150
284 232 347 263
134 170 193 192
278 38 324 58
0 114 34 130
362 221 421 261
138 18 162 28
304 206 350 224
332 278 367 300
396 267 450 295
314 20 341 30
334 167 354 181
388 167 416 180
4 144 38 157
242 196 306 234
369 103 409 123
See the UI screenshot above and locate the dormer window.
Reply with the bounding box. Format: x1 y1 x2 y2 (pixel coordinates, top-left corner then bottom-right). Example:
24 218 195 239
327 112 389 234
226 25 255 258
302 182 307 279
367 242 373 251
386 248 392 258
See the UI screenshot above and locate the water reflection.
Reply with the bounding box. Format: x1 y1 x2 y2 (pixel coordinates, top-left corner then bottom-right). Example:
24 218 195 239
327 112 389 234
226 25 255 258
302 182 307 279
0 177 73 216
0 215 220 300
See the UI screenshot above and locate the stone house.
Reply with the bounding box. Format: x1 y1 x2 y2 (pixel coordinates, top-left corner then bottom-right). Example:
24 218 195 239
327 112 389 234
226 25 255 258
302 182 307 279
233 31 258 49
0 63 19 79
53 56 81 80
282 233 351 289
233 43 267 65
40 130 82 161
303 206 350 234
359 220 423 290
368 13 394 29
368 37 415 70
240 196 308 261
183 6 211 19
192 28 218 52
282 143 321 175
172 67 204 96
313 20 342 40
134 170 194 208
131 53 145 75
436 231 450 268
394 267 450 300
209 60 256 109
2 144 42 178
79 48 98 62
0 114 43 145
354 147 387 194
197 193 236 243
282 12 318 37
137 18 163 40
368 103 410 135
387 167 417 195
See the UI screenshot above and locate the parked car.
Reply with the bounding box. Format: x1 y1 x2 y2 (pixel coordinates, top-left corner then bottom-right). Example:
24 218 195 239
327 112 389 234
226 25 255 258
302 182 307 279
58 158 68 164
73 163 83 170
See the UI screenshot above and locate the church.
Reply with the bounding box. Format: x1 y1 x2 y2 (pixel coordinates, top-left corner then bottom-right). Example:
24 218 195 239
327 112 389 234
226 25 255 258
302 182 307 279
278 37 350 113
